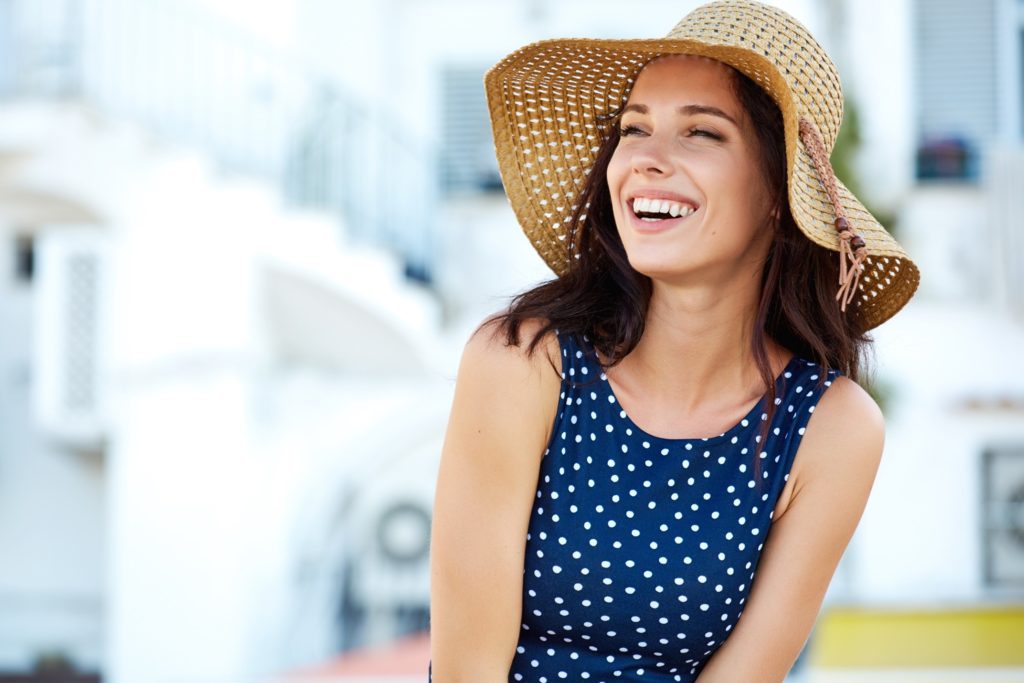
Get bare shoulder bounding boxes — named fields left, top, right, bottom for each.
left=450, top=314, right=564, bottom=461
left=794, top=375, right=885, bottom=488
left=815, top=374, right=885, bottom=430
left=463, top=314, right=563, bottom=384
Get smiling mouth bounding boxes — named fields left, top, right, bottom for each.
left=631, top=197, right=698, bottom=222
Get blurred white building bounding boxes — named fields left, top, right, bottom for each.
left=0, top=1, right=1023, bottom=683
left=0, top=1, right=452, bottom=681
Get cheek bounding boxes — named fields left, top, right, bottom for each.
left=606, top=153, right=629, bottom=221
left=606, top=149, right=628, bottom=194
left=718, top=160, right=770, bottom=226
left=740, top=173, right=774, bottom=228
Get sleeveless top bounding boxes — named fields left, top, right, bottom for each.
left=429, top=331, right=839, bottom=682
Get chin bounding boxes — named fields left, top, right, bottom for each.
left=625, top=254, right=694, bottom=281
left=618, top=245, right=692, bottom=278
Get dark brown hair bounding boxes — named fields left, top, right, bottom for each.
left=490, top=61, right=871, bottom=453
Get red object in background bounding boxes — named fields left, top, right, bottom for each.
left=285, top=631, right=431, bottom=678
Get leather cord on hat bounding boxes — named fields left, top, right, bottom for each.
left=798, top=117, right=868, bottom=311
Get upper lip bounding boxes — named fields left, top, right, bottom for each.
left=627, top=190, right=700, bottom=211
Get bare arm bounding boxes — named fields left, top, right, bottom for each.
left=694, top=376, right=885, bottom=683
left=429, top=319, right=561, bottom=682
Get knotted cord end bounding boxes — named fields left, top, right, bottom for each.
left=835, top=231, right=867, bottom=311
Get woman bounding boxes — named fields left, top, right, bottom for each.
left=429, top=1, right=919, bottom=681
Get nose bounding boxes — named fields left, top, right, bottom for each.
left=630, top=136, right=671, bottom=177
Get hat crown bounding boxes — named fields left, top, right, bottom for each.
left=666, top=0, right=843, bottom=152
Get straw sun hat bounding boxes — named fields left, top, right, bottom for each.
left=484, top=0, right=919, bottom=330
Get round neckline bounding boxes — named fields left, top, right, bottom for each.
left=598, top=354, right=802, bottom=446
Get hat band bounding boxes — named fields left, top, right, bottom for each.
left=797, top=117, right=868, bottom=312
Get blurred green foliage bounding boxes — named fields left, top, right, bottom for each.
left=864, top=377, right=893, bottom=416
left=830, top=97, right=898, bottom=236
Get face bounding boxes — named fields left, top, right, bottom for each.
left=607, top=55, right=775, bottom=286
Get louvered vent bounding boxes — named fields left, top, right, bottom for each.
left=34, top=230, right=107, bottom=447
left=441, top=65, right=502, bottom=194
left=983, top=446, right=1024, bottom=587
left=913, top=0, right=998, bottom=179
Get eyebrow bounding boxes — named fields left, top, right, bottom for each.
left=622, top=102, right=739, bottom=127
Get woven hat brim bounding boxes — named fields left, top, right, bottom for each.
left=486, top=38, right=919, bottom=330
left=791, top=135, right=920, bottom=327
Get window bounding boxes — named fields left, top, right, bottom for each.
left=913, top=0, right=997, bottom=181
left=982, top=446, right=1024, bottom=588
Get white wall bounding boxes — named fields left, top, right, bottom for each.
left=107, top=370, right=256, bottom=683
left=864, top=301, right=1024, bottom=602
left=106, top=362, right=452, bottom=682
left=91, top=108, right=449, bottom=682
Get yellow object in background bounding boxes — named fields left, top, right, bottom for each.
left=810, top=605, right=1024, bottom=668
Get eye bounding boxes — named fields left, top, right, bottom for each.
left=689, top=127, right=723, bottom=140
left=618, top=124, right=647, bottom=137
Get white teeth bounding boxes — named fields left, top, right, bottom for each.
left=632, top=197, right=697, bottom=218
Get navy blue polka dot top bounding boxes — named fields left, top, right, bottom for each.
left=509, top=331, right=838, bottom=682
left=429, top=330, right=838, bottom=682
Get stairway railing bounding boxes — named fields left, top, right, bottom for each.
left=0, top=0, right=438, bottom=282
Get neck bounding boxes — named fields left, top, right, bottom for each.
left=614, top=275, right=778, bottom=412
